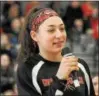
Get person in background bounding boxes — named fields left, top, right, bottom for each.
left=1, top=33, right=12, bottom=50
left=90, top=7, right=99, bottom=41
left=2, top=2, right=21, bottom=35
left=90, top=7, right=99, bottom=68
left=24, top=1, right=39, bottom=16
left=0, top=53, right=15, bottom=93
left=73, top=19, right=84, bottom=43
left=16, top=7, right=95, bottom=96
left=1, top=33, right=17, bottom=59
left=81, top=1, right=93, bottom=20
left=1, top=84, right=18, bottom=96
left=92, top=76, right=99, bottom=96
left=81, top=1, right=94, bottom=32
left=10, top=18, right=21, bottom=45
left=2, top=1, right=21, bottom=19
left=67, top=19, right=84, bottom=51
left=63, top=1, right=83, bottom=31
left=80, top=29, right=95, bottom=53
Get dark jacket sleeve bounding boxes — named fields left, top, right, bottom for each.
left=16, top=63, right=40, bottom=96
left=16, top=63, right=66, bottom=96
left=79, top=59, right=95, bottom=96
left=42, top=76, right=66, bottom=96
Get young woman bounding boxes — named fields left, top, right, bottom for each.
left=16, top=7, right=95, bottom=96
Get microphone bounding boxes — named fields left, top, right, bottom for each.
left=62, top=47, right=80, bottom=87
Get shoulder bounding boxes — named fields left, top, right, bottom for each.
left=17, top=54, right=43, bottom=74
left=16, top=56, right=37, bottom=83
left=78, top=58, right=90, bottom=74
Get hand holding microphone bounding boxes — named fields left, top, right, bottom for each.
left=56, top=55, right=79, bottom=80
left=56, top=47, right=80, bottom=87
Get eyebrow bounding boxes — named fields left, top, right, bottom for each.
left=48, top=24, right=64, bottom=27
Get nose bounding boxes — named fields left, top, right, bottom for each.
left=55, top=29, right=63, bottom=38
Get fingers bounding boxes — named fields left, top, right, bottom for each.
left=65, top=56, right=78, bottom=62
left=63, top=62, right=77, bottom=66
left=70, top=62, right=78, bottom=66
left=56, top=56, right=79, bottom=80
left=71, top=66, right=79, bottom=71
left=62, top=56, right=78, bottom=65
left=69, top=66, right=79, bottom=72
left=63, top=56, right=78, bottom=62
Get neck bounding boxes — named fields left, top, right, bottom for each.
left=39, top=51, right=62, bottom=62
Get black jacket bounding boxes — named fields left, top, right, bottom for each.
left=16, top=54, right=95, bottom=96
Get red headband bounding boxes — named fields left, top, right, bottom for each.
left=31, top=8, right=58, bottom=31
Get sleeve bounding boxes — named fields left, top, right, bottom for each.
left=79, top=59, right=95, bottom=96
left=42, top=76, right=66, bottom=96
left=16, top=63, right=66, bottom=96
left=16, top=63, right=40, bottom=96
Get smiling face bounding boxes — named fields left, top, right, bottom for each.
left=31, top=16, right=66, bottom=55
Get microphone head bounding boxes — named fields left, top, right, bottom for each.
left=61, top=47, right=71, bottom=56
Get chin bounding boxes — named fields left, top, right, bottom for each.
left=53, top=47, right=63, bottom=53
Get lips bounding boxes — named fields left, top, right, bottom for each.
left=53, top=41, right=64, bottom=45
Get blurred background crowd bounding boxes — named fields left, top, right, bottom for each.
left=0, top=1, right=99, bottom=96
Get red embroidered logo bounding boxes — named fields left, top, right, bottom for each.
left=42, top=78, right=53, bottom=87
left=41, top=76, right=84, bottom=88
